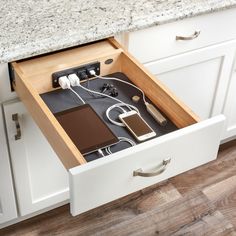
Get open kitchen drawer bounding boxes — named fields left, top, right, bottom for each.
left=10, top=38, right=225, bottom=216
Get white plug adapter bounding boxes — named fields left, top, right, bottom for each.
left=68, top=74, right=80, bottom=87
left=58, top=76, right=70, bottom=89
left=88, top=69, right=96, bottom=76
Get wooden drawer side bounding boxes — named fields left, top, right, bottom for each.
left=121, top=53, right=200, bottom=128
left=108, top=39, right=200, bottom=128
left=13, top=64, right=86, bottom=169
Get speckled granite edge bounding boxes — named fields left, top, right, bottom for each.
left=1, top=0, right=236, bottom=63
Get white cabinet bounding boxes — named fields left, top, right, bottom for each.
left=145, top=41, right=236, bottom=120
left=222, top=54, right=236, bottom=139
left=0, top=64, right=17, bottom=103
left=10, top=38, right=224, bottom=216
left=128, top=8, right=236, bottom=140
left=3, top=100, right=69, bottom=216
left=128, top=8, right=236, bottom=64
left=0, top=8, right=234, bottom=229
left=0, top=108, right=17, bottom=224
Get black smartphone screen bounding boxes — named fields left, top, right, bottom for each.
left=54, top=104, right=119, bottom=155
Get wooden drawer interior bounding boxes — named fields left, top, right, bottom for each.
left=10, top=38, right=200, bottom=170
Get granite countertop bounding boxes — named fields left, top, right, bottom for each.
left=1, top=0, right=236, bottom=63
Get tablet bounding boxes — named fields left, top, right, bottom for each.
left=54, top=104, right=119, bottom=155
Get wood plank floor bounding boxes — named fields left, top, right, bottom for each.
left=1, top=140, right=236, bottom=236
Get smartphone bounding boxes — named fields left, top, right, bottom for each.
left=119, top=111, right=156, bottom=141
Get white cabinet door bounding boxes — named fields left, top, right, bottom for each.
left=3, top=100, right=69, bottom=216
left=144, top=41, right=236, bottom=120
left=0, top=107, right=17, bottom=225
left=222, top=56, right=236, bottom=139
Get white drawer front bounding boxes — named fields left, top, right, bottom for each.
left=69, top=115, right=224, bottom=216
left=128, top=8, right=236, bottom=63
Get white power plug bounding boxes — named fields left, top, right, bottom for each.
left=58, top=76, right=71, bottom=89
left=88, top=69, right=96, bottom=77
left=58, top=75, right=85, bottom=104
left=68, top=73, right=80, bottom=87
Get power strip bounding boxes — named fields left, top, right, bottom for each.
left=52, top=61, right=100, bottom=88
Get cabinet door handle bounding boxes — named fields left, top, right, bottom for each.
left=12, top=113, right=21, bottom=140
left=176, top=31, right=200, bottom=41
left=133, top=158, right=171, bottom=177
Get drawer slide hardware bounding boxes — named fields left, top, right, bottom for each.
left=12, top=113, right=21, bottom=140
left=133, top=158, right=171, bottom=177
left=176, top=31, right=201, bottom=41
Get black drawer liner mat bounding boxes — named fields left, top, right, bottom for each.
left=41, top=72, right=178, bottom=162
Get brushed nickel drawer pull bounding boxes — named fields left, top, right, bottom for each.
left=176, top=31, right=200, bottom=41
left=133, top=158, right=171, bottom=177
left=12, top=113, right=21, bottom=140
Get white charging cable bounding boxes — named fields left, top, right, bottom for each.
left=104, top=136, right=136, bottom=155
left=58, top=76, right=86, bottom=104
left=97, top=149, right=105, bottom=157
left=106, top=103, right=139, bottom=127
left=67, top=73, right=141, bottom=127
left=89, top=70, right=168, bottom=126
left=67, top=74, right=133, bottom=110
left=89, top=70, right=147, bottom=104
